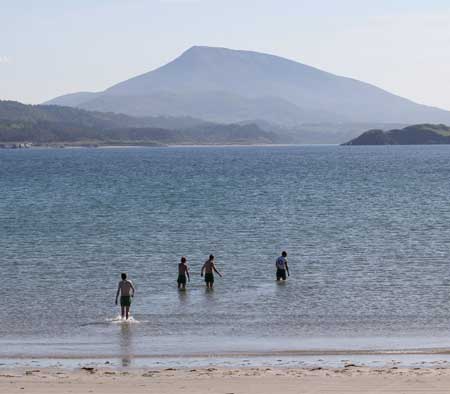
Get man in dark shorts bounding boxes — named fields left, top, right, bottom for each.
left=177, top=256, right=190, bottom=290
left=275, top=251, right=289, bottom=281
left=201, top=254, right=222, bottom=289
left=115, top=273, right=135, bottom=320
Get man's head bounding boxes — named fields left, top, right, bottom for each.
left=121, top=273, right=127, bottom=280
left=282, top=251, right=287, bottom=257
left=209, top=254, right=214, bottom=261
left=181, top=256, right=186, bottom=263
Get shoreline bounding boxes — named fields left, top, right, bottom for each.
left=4, top=345, right=450, bottom=360
left=0, top=143, right=336, bottom=149
left=4, top=349, right=450, bottom=371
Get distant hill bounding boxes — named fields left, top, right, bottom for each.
left=46, top=46, right=450, bottom=126
left=0, top=100, right=205, bottom=130
left=0, top=100, right=279, bottom=146
left=342, top=124, right=450, bottom=145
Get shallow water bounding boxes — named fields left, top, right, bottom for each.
left=2, top=145, right=450, bottom=359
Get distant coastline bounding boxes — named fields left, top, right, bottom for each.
left=0, top=100, right=283, bottom=147
left=0, top=142, right=295, bottom=149
left=343, top=124, right=450, bottom=145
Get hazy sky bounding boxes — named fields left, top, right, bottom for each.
left=1, top=0, right=450, bottom=109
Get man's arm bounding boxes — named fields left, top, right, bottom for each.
left=285, top=261, right=290, bottom=276
left=115, top=283, right=121, bottom=305
left=201, top=263, right=205, bottom=277
left=129, top=280, right=136, bottom=297
left=186, top=266, right=190, bottom=282
left=213, top=263, right=223, bottom=277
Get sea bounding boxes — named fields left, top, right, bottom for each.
left=2, top=145, right=450, bottom=367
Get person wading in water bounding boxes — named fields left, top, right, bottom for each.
left=115, top=273, right=135, bottom=320
left=177, top=256, right=190, bottom=290
left=275, top=251, right=289, bottom=281
left=201, top=254, right=222, bottom=289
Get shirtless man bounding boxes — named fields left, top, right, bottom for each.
left=177, top=256, right=190, bottom=290
left=201, top=254, right=222, bottom=289
left=115, top=273, right=135, bottom=320
left=275, top=251, right=290, bottom=281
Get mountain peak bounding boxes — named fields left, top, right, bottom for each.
left=183, top=45, right=246, bottom=54
left=183, top=45, right=220, bottom=52
left=45, top=46, right=450, bottom=126
left=176, top=45, right=259, bottom=62
left=177, top=45, right=285, bottom=63
left=175, top=45, right=234, bottom=62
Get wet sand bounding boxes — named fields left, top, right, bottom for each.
left=2, top=366, right=450, bottom=394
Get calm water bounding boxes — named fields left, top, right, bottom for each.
left=1, top=145, right=450, bottom=360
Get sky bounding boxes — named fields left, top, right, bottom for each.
left=1, top=0, right=450, bottom=110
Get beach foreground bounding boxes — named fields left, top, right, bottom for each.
left=2, top=366, right=450, bottom=394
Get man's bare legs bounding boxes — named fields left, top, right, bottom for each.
left=121, top=306, right=125, bottom=319
left=125, top=306, right=130, bottom=320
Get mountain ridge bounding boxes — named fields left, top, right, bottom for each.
left=46, top=46, right=450, bottom=126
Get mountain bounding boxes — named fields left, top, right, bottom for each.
left=0, top=100, right=278, bottom=145
left=342, top=124, right=450, bottom=145
left=46, top=46, right=450, bottom=126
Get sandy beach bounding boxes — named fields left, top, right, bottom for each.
left=2, top=366, right=450, bottom=394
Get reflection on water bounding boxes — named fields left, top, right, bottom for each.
left=119, top=323, right=133, bottom=367
left=177, top=290, right=190, bottom=307
left=204, top=287, right=216, bottom=298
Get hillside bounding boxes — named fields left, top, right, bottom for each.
left=0, top=101, right=279, bottom=146
left=46, top=46, right=450, bottom=126
left=0, top=100, right=205, bottom=130
left=342, top=124, right=450, bottom=145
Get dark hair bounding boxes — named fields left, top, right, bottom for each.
left=282, top=251, right=287, bottom=257
left=121, top=273, right=127, bottom=280
left=209, top=254, right=214, bottom=261
left=181, top=256, right=186, bottom=263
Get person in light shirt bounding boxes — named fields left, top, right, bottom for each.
left=275, top=251, right=289, bottom=281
